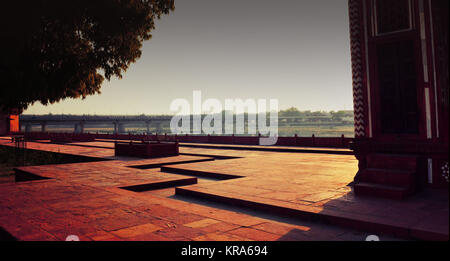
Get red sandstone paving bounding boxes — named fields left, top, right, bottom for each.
left=228, top=227, right=282, bottom=241
left=164, top=155, right=448, bottom=238
left=1, top=138, right=112, bottom=158
left=85, top=230, right=123, bottom=241
left=179, top=142, right=353, bottom=153
left=0, top=137, right=448, bottom=241
left=192, top=232, right=249, bottom=241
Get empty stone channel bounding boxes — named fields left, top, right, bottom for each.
left=120, top=154, right=243, bottom=196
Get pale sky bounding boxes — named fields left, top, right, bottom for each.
left=24, top=0, right=353, bottom=115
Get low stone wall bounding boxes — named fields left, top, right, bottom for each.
left=18, top=132, right=353, bottom=148
left=26, top=133, right=96, bottom=143
left=115, top=141, right=179, bottom=158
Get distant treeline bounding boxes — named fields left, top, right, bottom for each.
left=278, top=108, right=354, bottom=122
left=20, top=108, right=355, bottom=137
left=22, top=108, right=354, bottom=122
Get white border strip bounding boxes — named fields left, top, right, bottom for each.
left=425, top=88, right=432, bottom=139
left=419, top=0, right=429, bottom=83
left=428, top=158, right=433, bottom=184
left=363, top=0, right=373, bottom=137
left=428, top=0, right=440, bottom=138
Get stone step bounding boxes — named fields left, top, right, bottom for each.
left=367, top=153, right=417, bottom=171
left=360, top=168, right=415, bottom=187
left=354, top=182, right=411, bottom=200
left=176, top=186, right=448, bottom=240
left=119, top=177, right=197, bottom=192
left=161, top=166, right=243, bottom=180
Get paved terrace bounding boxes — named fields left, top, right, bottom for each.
left=0, top=137, right=448, bottom=241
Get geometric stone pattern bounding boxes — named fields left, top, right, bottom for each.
left=0, top=137, right=448, bottom=240
left=349, top=0, right=367, bottom=138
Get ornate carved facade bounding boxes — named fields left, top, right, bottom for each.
left=349, top=0, right=449, bottom=199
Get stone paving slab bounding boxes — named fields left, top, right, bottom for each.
left=64, top=138, right=353, bottom=155
left=0, top=137, right=447, bottom=241
left=0, top=137, right=114, bottom=159
left=13, top=155, right=213, bottom=184
left=92, top=138, right=352, bottom=153
left=178, top=142, right=353, bottom=155
left=165, top=156, right=448, bottom=240
left=0, top=179, right=392, bottom=241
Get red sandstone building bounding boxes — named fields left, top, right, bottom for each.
left=349, top=0, right=449, bottom=198
left=0, top=109, right=19, bottom=136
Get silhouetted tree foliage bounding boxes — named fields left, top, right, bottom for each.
left=0, top=0, right=174, bottom=112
